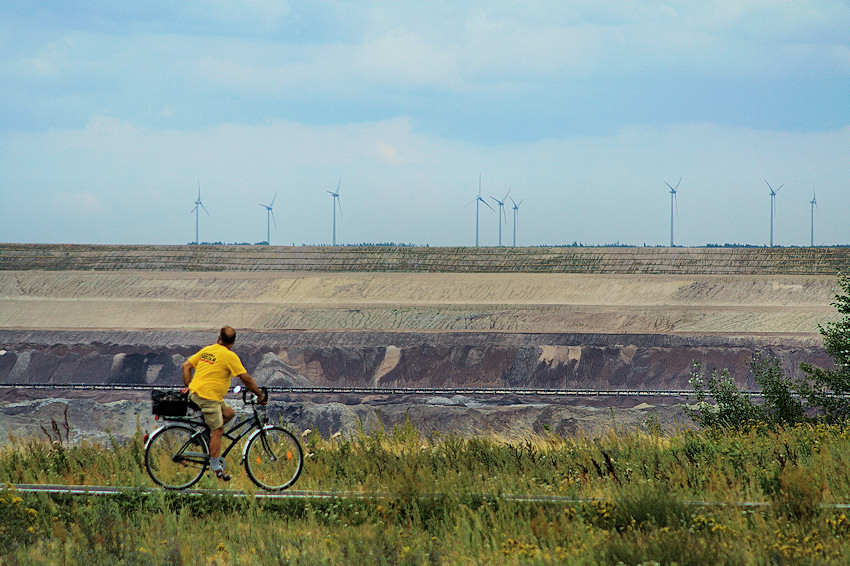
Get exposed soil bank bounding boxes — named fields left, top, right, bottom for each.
left=0, top=389, right=688, bottom=446
left=3, top=329, right=829, bottom=443
left=0, top=329, right=829, bottom=391
left=0, top=271, right=838, bottom=334
left=0, top=245, right=842, bottom=442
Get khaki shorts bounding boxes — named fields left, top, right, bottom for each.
left=188, top=392, right=231, bottom=430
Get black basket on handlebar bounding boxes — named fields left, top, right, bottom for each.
left=151, top=389, right=189, bottom=417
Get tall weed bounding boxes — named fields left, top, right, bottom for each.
left=3, top=421, right=850, bottom=563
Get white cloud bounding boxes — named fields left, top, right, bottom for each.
left=1, top=2, right=849, bottom=246
left=355, top=28, right=459, bottom=89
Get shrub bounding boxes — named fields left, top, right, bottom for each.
left=689, top=272, right=850, bottom=428
left=764, top=466, right=824, bottom=520
left=688, top=355, right=809, bottom=430
left=687, top=364, right=762, bottom=429
left=799, top=271, right=850, bottom=423
left=0, top=486, right=47, bottom=553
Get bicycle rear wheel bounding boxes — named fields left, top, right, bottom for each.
left=244, top=425, right=303, bottom=491
left=145, top=424, right=208, bottom=489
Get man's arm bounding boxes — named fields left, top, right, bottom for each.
left=181, top=360, right=195, bottom=392
left=236, top=372, right=267, bottom=405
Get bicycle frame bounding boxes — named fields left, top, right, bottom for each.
left=156, top=403, right=269, bottom=464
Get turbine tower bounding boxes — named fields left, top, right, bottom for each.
left=327, top=177, right=342, bottom=246
left=765, top=179, right=783, bottom=247
left=810, top=182, right=818, bottom=248
left=190, top=180, right=209, bottom=245
left=510, top=196, right=523, bottom=247
left=490, top=189, right=511, bottom=246
left=465, top=174, right=493, bottom=247
left=259, top=191, right=277, bottom=245
left=665, top=178, right=680, bottom=247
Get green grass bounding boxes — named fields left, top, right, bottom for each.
left=3, top=419, right=850, bottom=564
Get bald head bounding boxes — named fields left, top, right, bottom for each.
left=218, top=326, right=236, bottom=346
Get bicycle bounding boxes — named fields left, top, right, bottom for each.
left=144, top=386, right=303, bottom=490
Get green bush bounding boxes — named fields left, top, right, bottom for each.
left=0, top=486, right=45, bottom=552
left=687, top=354, right=807, bottom=429
left=689, top=272, right=850, bottom=429
left=765, top=466, right=825, bottom=520
left=799, top=272, right=850, bottom=423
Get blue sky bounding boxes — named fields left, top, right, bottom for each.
left=1, top=1, right=848, bottom=247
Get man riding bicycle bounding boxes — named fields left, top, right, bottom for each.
left=182, top=326, right=267, bottom=481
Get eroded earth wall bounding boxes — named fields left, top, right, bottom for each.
left=0, top=330, right=831, bottom=391
left=0, top=244, right=843, bottom=441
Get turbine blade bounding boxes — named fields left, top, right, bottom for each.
left=270, top=191, right=277, bottom=207
left=271, top=209, right=277, bottom=228
left=482, top=199, right=494, bottom=211
left=665, top=181, right=674, bottom=191
left=503, top=189, right=511, bottom=202
left=337, top=176, right=341, bottom=193
left=336, top=196, right=343, bottom=217
left=200, top=203, right=209, bottom=216
left=675, top=177, right=681, bottom=190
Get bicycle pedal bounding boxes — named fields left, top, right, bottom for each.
left=214, top=468, right=231, bottom=481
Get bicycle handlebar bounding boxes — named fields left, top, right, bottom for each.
left=236, top=385, right=269, bottom=405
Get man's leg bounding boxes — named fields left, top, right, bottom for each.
left=209, top=427, right=229, bottom=480
left=209, top=403, right=233, bottom=459
left=209, top=427, right=224, bottom=459
left=210, top=402, right=236, bottom=479
left=190, top=393, right=231, bottom=480
left=222, top=403, right=235, bottom=425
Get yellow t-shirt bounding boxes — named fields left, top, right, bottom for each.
left=187, top=343, right=247, bottom=402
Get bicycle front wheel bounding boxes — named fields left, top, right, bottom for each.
left=244, top=426, right=303, bottom=491
left=145, top=424, right=208, bottom=489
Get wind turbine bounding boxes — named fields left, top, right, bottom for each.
left=490, top=189, right=511, bottom=246
left=765, top=179, right=783, bottom=247
left=464, top=174, right=494, bottom=247
left=665, top=178, right=680, bottom=247
left=190, top=180, right=209, bottom=245
left=810, top=182, right=819, bottom=248
left=327, top=177, right=342, bottom=246
left=259, top=191, right=277, bottom=245
left=510, top=196, right=523, bottom=247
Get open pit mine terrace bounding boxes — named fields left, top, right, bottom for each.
left=0, top=244, right=846, bottom=439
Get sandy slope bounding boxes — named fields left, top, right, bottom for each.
left=1, top=269, right=840, bottom=441
left=0, top=271, right=838, bottom=335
